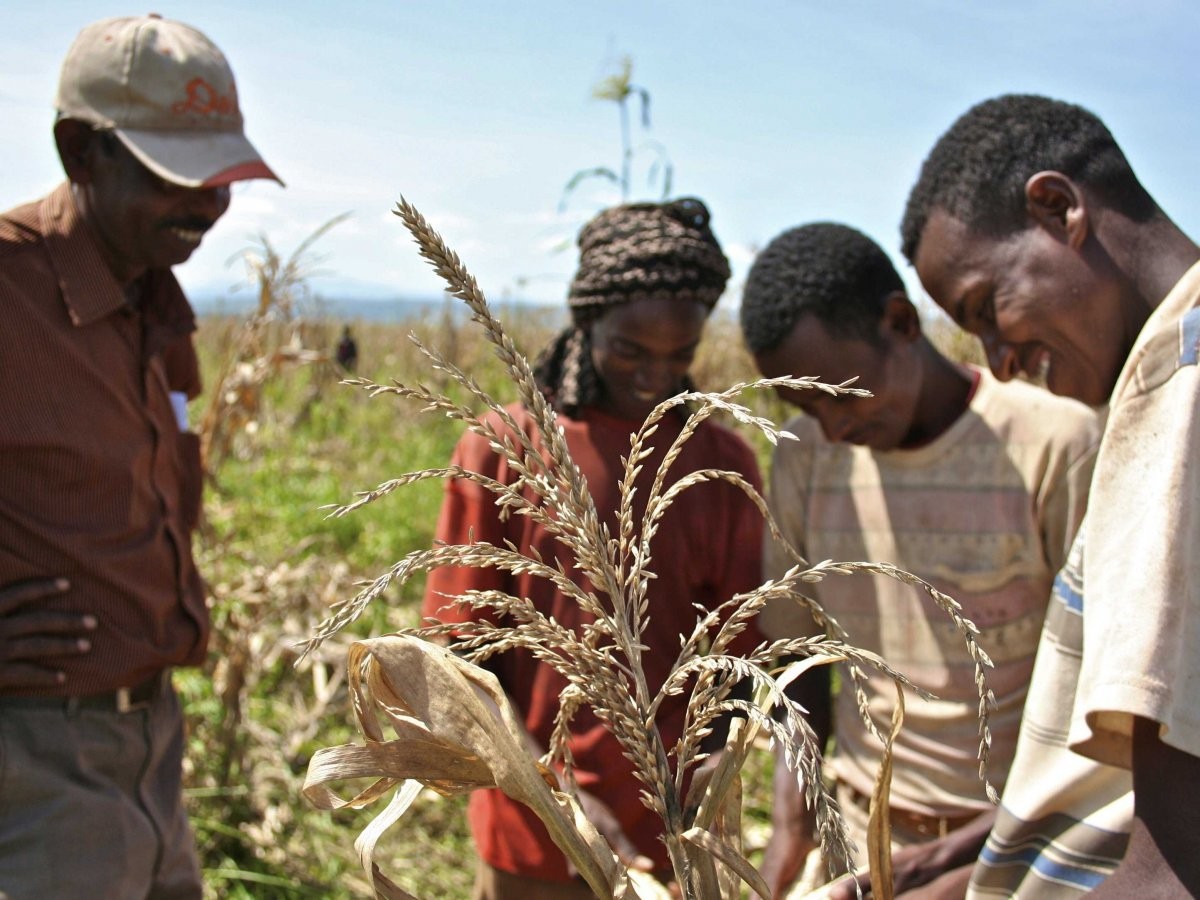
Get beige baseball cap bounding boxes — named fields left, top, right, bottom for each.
left=55, top=14, right=282, bottom=188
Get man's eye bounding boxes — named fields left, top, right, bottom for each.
left=971, top=295, right=996, bottom=327
left=984, top=298, right=997, bottom=326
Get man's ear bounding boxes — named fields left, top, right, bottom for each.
left=878, top=290, right=921, bottom=344
left=53, top=118, right=97, bottom=185
left=1025, top=170, right=1090, bottom=250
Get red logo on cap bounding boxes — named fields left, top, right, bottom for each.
left=172, top=77, right=237, bottom=118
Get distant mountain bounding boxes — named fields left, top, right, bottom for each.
left=191, top=293, right=563, bottom=324
left=190, top=292, right=742, bottom=328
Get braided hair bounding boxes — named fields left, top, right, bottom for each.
left=533, top=197, right=730, bottom=416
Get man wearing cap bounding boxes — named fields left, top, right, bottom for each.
left=0, top=15, right=278, bottom=898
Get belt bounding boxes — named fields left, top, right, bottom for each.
left=841, top=782, right=981, bottom=838
left=0, top=671, right=168, bottom=714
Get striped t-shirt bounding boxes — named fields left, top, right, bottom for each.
left=967, top=524, right=1131, bottom=897
left=760, top=367, right=1100, bottom=851
left=970, top=259, right=1200, bottom=897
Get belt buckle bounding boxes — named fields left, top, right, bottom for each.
left=919, top=815, right=950, bottom=838
left=115, top=686, right=150, bottom=713
left=909, top=811, right=951, bottom=838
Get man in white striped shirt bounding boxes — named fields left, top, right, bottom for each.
left=905, top=93, right=1200, bottom=898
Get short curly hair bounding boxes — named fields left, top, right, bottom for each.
left=900, top=94, right=1158, bottom=263
left=740, top=222, right=903, bottom=354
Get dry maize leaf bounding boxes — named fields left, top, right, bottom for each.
left=302, top=736, right=493, bottom=811
left=865, top=683, right=905, bottom=900
left=712, top=768, right=746, bottom=899
left=688, top=717, right=757, bottom=832
left=308, top=635, right=623, bottom=898
left=683, top=711, right=760, bottom=894
left=681, top=747, right=732, bottom=894
left=684, top=819, right=749, bottom=898
left=687, top=735, right=751, bottom=899
left=681, top=826, right=771, bottom=900
left=558, top=774, right=645, bottom=895
left=684, top=829, right=721, bottom=900
left=358, top=781, right=424, bottom=900
left=620, top=869, right=674, bottom=900
left=776, top=651, right=847, bottom=694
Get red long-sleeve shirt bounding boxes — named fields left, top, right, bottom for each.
left=424, top=402, right=764, bottom=879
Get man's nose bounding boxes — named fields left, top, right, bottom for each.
left=187, top=184, right=232, bottom=221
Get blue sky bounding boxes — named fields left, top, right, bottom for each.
left=4, top=1, right=1199, bottom=312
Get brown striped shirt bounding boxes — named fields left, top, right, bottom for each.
left=760, top=368, right=1101, bottom=848
left=0, top=183, right=208, bottom=696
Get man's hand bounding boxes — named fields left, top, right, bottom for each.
left=0, top=578, right=94, bottom=690
left=827, top=863, right=974, bottom=900
left=826, top=810, right=994, bottom=899
left=1090, top=716, right=1200, bottom=897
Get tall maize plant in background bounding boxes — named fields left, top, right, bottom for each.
left=560, top=55, right=672, bottom=211
left=199, top=212, right=351, bottom=480
left=299, top=200, right=998, bottom=899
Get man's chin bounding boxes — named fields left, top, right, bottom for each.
left=154, top=244, right=203, bottom=270
left=1045, top=367, right=1110, bottom=407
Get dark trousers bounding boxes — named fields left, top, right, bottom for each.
left=0, top=678, right=202, bottom=899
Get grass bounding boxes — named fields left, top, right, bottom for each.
left=187, top=315, right=486, bottom=898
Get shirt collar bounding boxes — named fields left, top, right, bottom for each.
left=1109, top=258, right=1200, bottom=405
left=39, top=182, right=126, bottom=326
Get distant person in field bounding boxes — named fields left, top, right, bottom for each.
left=424, top=198, right=765, bottom=899
left=0, top=14, right=279, bottom=897
left=740, top=223, right=1100, bottom=899
left=335, top=324, right=358, bottom=372
left=903, top=94, right=1200, bottom=898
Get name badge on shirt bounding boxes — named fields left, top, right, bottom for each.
left=169, top=391, right=189, bottom=431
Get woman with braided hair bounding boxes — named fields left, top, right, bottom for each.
left=424, top=198, right=765, bottom=899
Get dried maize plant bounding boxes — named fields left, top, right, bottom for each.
left=299, top=199, right=998, bottom=900
left=188, top=552, right=356, bottom=878
left=198, top=212, right=350, bottom=479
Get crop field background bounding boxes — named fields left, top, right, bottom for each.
left=180, top=302, right=979, bottom=898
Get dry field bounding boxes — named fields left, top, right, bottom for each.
left=185, top=299, right=790, bottom=897
left=184, top=266, right=983, bottom=898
